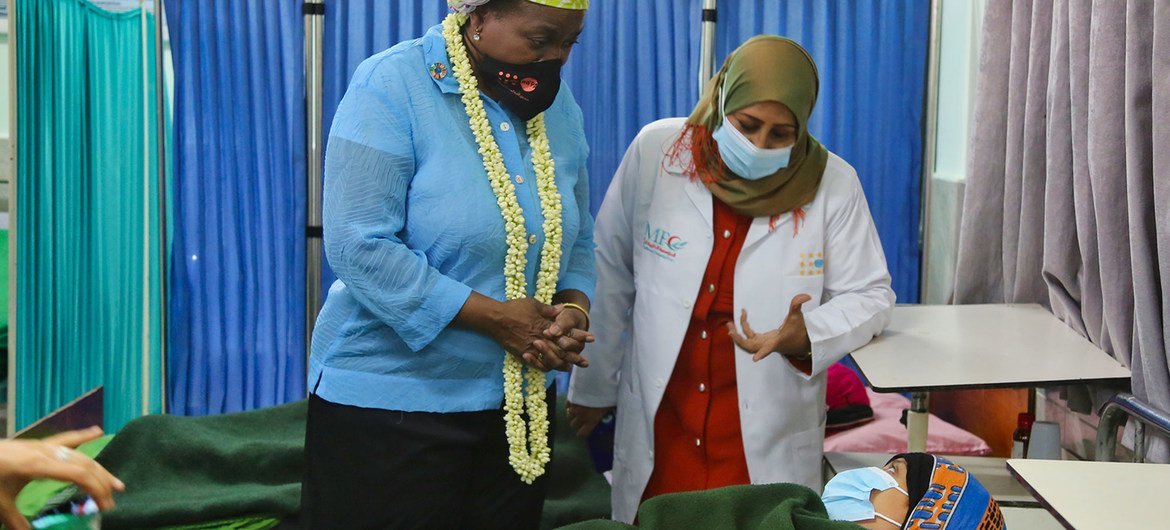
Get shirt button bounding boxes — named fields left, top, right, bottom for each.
left=528, top=234, right=538, bottom=244
left=707, top=283, right=716, bottom=293
left=695, top=438, right=702, bottom=447
left=723, top=229, right=732, bottom=239
left=698, top=383, right=706, bottom=393
left=515, top=174, right=524, bottom=184
left=700, top=330, right=708, bottom=340
left=500, top=122, right=511, bottom=132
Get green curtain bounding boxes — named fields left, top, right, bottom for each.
left=15, top=0, right=164, bottom=431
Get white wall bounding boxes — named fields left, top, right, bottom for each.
left=923, top=0, right=985, bottom=304
left=934, top=0, right=985, bottom=183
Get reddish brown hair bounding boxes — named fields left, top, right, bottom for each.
left=664, top=124, right=724, bottom=184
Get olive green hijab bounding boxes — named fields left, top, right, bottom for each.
left=688, top=35, right=829, bottom=217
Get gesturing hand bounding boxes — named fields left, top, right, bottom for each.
left=727, top=294, right=813, bottom=362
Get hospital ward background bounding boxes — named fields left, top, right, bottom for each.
left=0, top=0, right=1167, bottom=529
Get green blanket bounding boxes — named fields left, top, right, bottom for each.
left=542, top=395, right=612, bottom=528
left=94, top=401, right=306, bottom=529
left=14, top=436, right=278, bottom=530
left=7, top=397, right=866, bottom=529
left=14, top=393, right=614, bottom=529
left=559, top=483, right=864, bottom=530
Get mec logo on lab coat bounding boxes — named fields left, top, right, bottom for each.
left=642, top=222, right=689, bottom=261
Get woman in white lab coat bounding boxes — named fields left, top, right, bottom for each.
left=567, top=36, right=895, bottom=523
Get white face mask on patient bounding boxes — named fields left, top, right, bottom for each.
left=821, top=466, right=908, bottom=527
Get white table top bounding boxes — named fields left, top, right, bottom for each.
left=1007, top=459, right=1170, bottom=529
left=822, top=452, right=1038, bottom=506
left=850, top=304, right=1131, bottom=392
left=1000, top=507, right=1065, bottom=530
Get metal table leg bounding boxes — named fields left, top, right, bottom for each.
left=908, top=391, right=930, bottom=452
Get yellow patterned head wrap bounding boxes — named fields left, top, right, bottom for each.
left=448, top=0, right=588, bottom=14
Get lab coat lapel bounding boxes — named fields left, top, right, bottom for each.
left=663, top=153, right=713, bottom=228
left=683, top=179, right=714, bottom=228
left=742, top=215, right=776, bottom=251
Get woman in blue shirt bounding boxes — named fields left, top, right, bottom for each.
left=301, top=0, right=594, bottom=528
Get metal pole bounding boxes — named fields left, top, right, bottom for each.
left=154, top=0, right=169, bottom=414
left=303, top=0, right=325, bottom=367
left=918, top=0, right=943, bottom=303
left=1095, top=393, right=1170, bottom=462
left=139, top=0, right=152, bottom=418
left=908, top=391, right=930, bottom=452
left=698, top=0, right=717, bottom=95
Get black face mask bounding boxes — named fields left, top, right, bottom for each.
left=468, top=38, right=563, bottom=121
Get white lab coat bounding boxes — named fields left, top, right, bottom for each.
left=568, top=118, right=895, bottom=523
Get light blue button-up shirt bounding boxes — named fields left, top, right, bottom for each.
left=309, top=24, right=595, bottom=413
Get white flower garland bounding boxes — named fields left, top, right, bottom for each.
left=442, top=12, right=563, bottom=484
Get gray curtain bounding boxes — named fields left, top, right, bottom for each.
left=954, top=0, right=1169, bottom=460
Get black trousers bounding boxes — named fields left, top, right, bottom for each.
left=301, top=390, right=554, bottom=530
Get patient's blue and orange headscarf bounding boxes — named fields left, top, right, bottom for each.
left=891, top=453, right=1006, bottom=530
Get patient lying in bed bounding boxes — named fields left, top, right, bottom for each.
left=822, top=453, right=1004, bottom=529
left=561, top=453, right=1005, bottom=530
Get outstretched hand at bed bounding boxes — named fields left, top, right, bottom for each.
left=728, top=295, right=813, bottom=362
left=0, top=427, right=125, bottom=530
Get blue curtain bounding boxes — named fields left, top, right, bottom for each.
left=165, top=0, right=307, bottom=415
left=161, top=1, right=925, bottom=412
left=719, top=1, right=928, bottom=302
left=562, top=2, right=701, bottom=213
left=569, top=0, right=928, bottom=301
left=319, top=0, right=926, bottom=304
left=15, top=0, right=164, bottom=431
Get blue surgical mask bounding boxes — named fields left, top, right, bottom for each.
left=711, top=75, right=793, bottom=180
left=822, top=466, right=908, bottom=527
left=712, top=115, right=792, bottom=180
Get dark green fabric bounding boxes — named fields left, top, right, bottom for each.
left=541, top=395, right=612, bottom=529
left=94, top=400, right=306, bottom=529
left=14, top=393, right=613, bottom=529
left=150, top=518, right=280, bottom=530
left=14, top=436, right=279, bottom=530
left=558, top=483, right=864, bottom=530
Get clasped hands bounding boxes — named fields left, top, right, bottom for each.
left=493, top=298, right=594, bottom=372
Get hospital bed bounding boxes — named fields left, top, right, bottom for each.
left=850, top=304, right=1131, bottom=452
left=1006, top=392, right=1170, bottom=530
